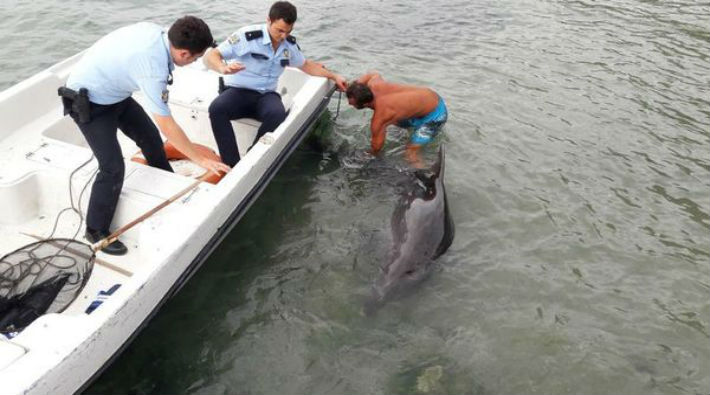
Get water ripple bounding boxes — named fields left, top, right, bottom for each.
left=1, top=0, right=708, bottom=394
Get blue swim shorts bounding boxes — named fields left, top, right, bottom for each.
left=398, top=95, right=448, bottom=145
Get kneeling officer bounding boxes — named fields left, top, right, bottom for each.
left=62, top=16, right=231, bottom=255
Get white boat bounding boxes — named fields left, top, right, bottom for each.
left=0, top=51, right=334, bottom=394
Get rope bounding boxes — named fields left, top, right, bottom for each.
left=46, top=154, right=96, bottom=241
left=333, top=90, right=343, bottom=122
left=1, top=154, right=97, bottom=334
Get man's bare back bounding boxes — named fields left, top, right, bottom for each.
left=367, top=76, right=439, bottom=121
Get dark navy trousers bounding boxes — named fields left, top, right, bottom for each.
left=69, top=97, right=172, bottom=233
left=208, top=87, right=286, bottom=167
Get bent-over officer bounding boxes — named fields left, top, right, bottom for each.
left=203, top=1, right=347, bottom=167
left=61, top=16, right=231, bottom=255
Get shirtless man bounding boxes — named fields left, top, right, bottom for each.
left=345, top=72, right=448, bottom=166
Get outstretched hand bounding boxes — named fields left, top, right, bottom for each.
left=199, top=157, right=231, bottom=177
left=220, top=62, right=245, bottom=75
left=333, top=74, right=348, bottom=91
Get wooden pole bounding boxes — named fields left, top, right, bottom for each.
left=93, top=172, right=213, bottom=252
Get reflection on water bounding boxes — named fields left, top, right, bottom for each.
left=1, top=0, right=708, bottom=394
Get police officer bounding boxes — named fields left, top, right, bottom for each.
left=63, top=16, right=231, bottom=255
left=203, top=1, right=347, bottom=167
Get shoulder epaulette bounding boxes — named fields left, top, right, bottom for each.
left=245, top=30, right=263, bottom=41
left=286, top=35, right=301, bottom=50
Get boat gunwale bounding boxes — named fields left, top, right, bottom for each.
left=74, top=84, right=336, bottom=394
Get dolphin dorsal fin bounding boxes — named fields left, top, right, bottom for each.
left=414, top=145, right=445, bottom=186
left=434, top=145, right=444, bottom=182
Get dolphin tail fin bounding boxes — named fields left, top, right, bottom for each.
left=363, top=285, right=386, bottom=316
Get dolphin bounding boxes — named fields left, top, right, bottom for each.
left=364, top=146, right=454, bottom=314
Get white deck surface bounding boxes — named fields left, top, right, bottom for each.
left=0, top=51, right=332, bottom=394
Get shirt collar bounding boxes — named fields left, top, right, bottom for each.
left=162, top=31, right=175, bottom=72
left=260, top=24, right=271, bottom=46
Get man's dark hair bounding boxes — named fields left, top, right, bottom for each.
left=346, top=82, right=374, bottom=109
left=269, top=1, right=298, bottom=25
left=168, top=16, right=214, bottom=54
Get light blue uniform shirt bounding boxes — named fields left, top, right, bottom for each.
left=217, top=23, right=305, bottom=93
left=66, top=22, right=174, bottom=116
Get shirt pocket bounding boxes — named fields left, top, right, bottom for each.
left=248, top=52, right=271, bottom=76
left=278, top=55, right=290, bottom=68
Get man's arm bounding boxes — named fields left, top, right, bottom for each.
left=357, top=72, right=383, bottom=85
left=300, top=59, right=347, bottom=91
left=153, top=114, right=231, bottom=175
left=203, top=48, right=245, bottom=75
left=370, top=107, right=398, bottom=154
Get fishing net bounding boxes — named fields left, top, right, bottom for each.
left=0, top=157, right=207, bottom=337
left=0, top=239, right=94, bottom=335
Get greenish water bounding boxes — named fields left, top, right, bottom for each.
left=1, top=1, right=709, bottom=394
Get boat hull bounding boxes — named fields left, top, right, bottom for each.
left=0, top=52, right=334, bottom=394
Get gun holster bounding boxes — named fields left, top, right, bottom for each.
left=218, top=77, right=226, bottom=94
left=58, top=87, right=91, bottom=124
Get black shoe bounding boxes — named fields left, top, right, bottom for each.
left=85, top=228, right=128, bottom=256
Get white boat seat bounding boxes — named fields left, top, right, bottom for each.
left=0, top=173, right=40, bottom=226
left=0, top=340, right=26, bottom=371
